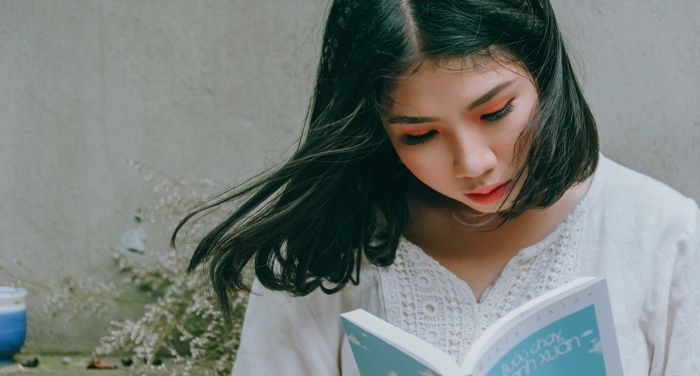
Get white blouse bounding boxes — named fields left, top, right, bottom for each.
left=232, top=154, right=700, bottom=375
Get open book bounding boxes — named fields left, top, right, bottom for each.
left=341, top=277, right=623, bottom=376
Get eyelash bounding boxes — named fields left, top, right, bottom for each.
left=400, top=102, right=515, bottom=145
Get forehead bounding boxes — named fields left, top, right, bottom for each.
left=385, top=58, right=531, bottom=110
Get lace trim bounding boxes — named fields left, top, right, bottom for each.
left=379, top=203, right=588, bottom=362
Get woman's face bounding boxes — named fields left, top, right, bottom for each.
left=381, top=58, right=539, bottom=214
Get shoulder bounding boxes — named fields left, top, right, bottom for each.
left=597, top=155, right=692, bottom=209
left=234, top=260, right=383, bottom=374
left=578, top=156, right=700, bottom=372
left=592, top=154, right=697, bottom=236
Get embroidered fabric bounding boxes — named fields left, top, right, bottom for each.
left=378, top=202, right=588, bottom=363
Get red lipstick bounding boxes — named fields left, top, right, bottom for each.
left=465, top=181, right=512, bottom=204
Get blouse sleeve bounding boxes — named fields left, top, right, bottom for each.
left=652, top=199, right=700, bottom=374
left=231, top=278, right=339, bottom=376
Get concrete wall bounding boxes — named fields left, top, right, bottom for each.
left=1, top=0, right=697, bottom=352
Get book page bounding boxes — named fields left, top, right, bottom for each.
left=466, top=278, right=623, bottom=376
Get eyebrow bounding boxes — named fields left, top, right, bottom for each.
left=386, top=79, right=516, bottom=125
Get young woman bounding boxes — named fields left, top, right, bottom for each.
left=173, top=1, right=699, bottom=374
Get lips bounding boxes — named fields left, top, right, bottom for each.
left=467, top=181, right=510, bottom=195
left=465, top=180, right=512, bottom=204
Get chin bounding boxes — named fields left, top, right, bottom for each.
left=458, top=197, right=514, bottom=215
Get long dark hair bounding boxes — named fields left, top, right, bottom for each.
left=171, top=0, right=598, bottom=321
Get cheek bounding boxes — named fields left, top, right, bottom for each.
left=397, top=147, right=454, bottom=189
left=494, top=102, right=533, bottom=156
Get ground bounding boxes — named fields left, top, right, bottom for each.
left=1, top=355, right=218, bottom=375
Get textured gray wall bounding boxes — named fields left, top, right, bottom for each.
left=0, top=0, right=327, bottom=352
left=1, top=1, right=698, bottom=352
left=554, top=0, right=700, bottom=198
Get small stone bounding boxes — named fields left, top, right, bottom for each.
left=21, top=357, right=39, bottom=368
left=0, top=364, right=24, bottom=373
left=86, top=357, right=117, bottom=369
left=61, top=357, right=71, bottom=364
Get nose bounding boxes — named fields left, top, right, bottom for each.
left=451, top=130, right=497, bottom=178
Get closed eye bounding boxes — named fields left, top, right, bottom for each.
left=481, top=101, right=515, bottom=122
left=400, top=130, right=438, bottom=145
left=398, top=101, right=515, bottom=146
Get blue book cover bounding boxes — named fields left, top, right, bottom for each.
left=341, top=277, right=623, bottom=376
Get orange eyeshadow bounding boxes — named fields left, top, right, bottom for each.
left=481, top=99, right=509, bottom=114
left=397, top=125, right=434, bottom=135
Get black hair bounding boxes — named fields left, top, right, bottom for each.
left=171, top=0, right=598, bottom=322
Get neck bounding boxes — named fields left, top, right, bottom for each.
left=404, top=175, right=593, bottom=256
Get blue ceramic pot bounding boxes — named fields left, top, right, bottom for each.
left=0, top=288, right=27, bottom=365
